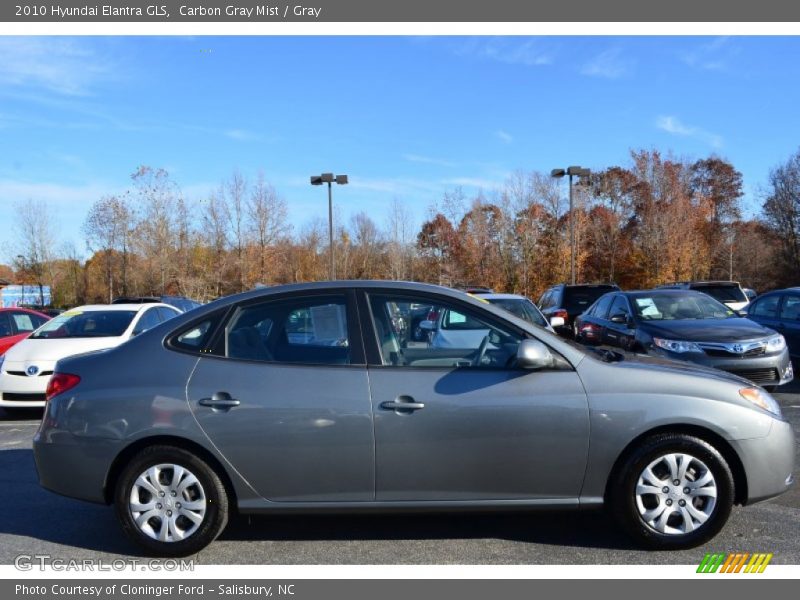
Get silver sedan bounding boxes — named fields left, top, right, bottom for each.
left=33, top=281, right=795, bottom=556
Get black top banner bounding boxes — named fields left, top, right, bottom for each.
left=4, top=0, right=800, bottom=22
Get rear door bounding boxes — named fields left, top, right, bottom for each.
left=361, top=290, right=589, bottom=501
left=186, top=291, right=374, bottom=502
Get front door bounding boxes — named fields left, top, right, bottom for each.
left=362, top=291, right=590, bottom=501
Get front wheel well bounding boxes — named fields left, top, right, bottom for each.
left=604, top=424, right=748, bottom=506
left=104, top=435, right=238, bottom=510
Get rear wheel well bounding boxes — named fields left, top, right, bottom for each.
left=605, top=424, right=748, bottom=506
left=104, top=436, right=238, bottom=510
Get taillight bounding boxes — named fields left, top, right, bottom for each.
left=554, top=309, right=569, bottom=319
left=46, top=373, right=81, bottom=401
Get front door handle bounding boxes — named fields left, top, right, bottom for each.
left=198, top=392, right=240, bottom=410
left=380, top=396, right=425, bottom=412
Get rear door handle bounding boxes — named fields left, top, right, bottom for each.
left=198, top=392, right=240, bottom=409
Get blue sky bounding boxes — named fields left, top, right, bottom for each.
left=1, top=35, right=800, bottom=259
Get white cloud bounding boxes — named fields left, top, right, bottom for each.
left=656, top=115, right=723, bottom=148
left=495, top=130, right=513, bottom=144
left=580, top=48, right=632, bottom=79
left=681, top=37, right=734, bottom=71
left=453, top=37, right=554, bottom=67
left=441, top=177, right=503, bottom=190
left=402, top=154, right=457, bottom=168
left=0, top=38, right=114, bottom=96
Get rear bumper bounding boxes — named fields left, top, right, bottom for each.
left=732, top=418, right=796, bottom=504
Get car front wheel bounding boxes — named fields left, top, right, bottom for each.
left=114, top=445, right=229, bottom=556
left=609, top=433, right=734, bottom=549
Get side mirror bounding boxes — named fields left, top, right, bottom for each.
left=516, top=339, right=554, bottom=370
left=419, top=320, right=435, bottom=331
left=549, top=316, right=565, bottom=328
left=610, top=313, right=628, bottom=325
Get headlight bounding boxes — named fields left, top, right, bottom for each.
left=766, top=334, right=786, bottom=353
left=739, top=387, right=782, bottom=417
left=653, top=338, right=702, bottom=353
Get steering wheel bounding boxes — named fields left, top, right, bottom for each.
left=473, top=335, right=490, bottom=367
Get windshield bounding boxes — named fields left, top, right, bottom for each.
left=693, top=284, right=747, bottom=304
left=486, top=298, right=548, bottom=328
left=30, top=310, right=137, bottom=339
left=564, top=287, right=617, bottom=313
left=631, top=293, right=735, bottom=321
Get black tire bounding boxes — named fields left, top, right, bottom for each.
left=114, top=445, right=229, bottom=557
left=608, top=433, right=734, bottom=550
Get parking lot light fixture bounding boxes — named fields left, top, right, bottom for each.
left=310, top=173, right=349, bottom=280
left=552, top=166, right=591, bottom=285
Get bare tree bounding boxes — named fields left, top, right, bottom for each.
left=247, top=172, right=289, bottom=285
left=83, top=195, right=133, bottom=302
left=12, top=198, right=57, bottom=306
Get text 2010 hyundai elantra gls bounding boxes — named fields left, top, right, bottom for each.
left=33, top=281, right=795, bottom=556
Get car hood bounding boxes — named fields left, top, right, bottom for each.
left=639, top=318, right=774, bottom=342
left=601, top=350, right=756, bottom=387
left=2, top=336, right=125, bottom=364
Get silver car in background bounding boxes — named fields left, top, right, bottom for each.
left=33, top=281, right=794, bottom=556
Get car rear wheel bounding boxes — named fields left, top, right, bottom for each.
left=609, top=433, right=734, bottom=549
left=114, top=445, right=229, bottom=556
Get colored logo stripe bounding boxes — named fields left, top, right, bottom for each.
left=697, top=552, right=772, bottom=573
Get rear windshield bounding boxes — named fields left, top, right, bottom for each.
left=30, top=310, right=136, bottom=338
left=693, top=284, right=747, bottom=304
left=564, top=287, right=617, bottom=313
left=486, top=298, right=548, bottom=328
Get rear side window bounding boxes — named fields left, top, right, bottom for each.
left=223, top=296, right=351, bottom=365
left=779, top=295, right=800, bottom=321
left=694, top=284, right=746, bottom=304
left=592, top=295, right=614, bottom=320
left=751, top=296, right=780, bottom=318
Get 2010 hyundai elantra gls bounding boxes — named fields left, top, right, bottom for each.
left=33, top=281, right=795, bottom=556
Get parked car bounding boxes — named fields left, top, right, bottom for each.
left=34, top=281, right=794, bottom=556
left=746, top=288, right=800, bottom=359
left=574, top=289, right=793, bottom=389
left=113, top=295, right=202, bottom=313
left=0, top=308, right=50, bottom=355
left=473, top=292, right=555, bottom=332
left=743, top=288, right=758, bottom=302
left=18, top=305, right=64, bottom=318
left=0, top=303, right=181, bottom=412
left=538, top=283, right=621, bottom=337
left=657, top=281, right=750, bottom=312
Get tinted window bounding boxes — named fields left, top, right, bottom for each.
left=172, top=320, right=216, bottom=351
left=694, top=284, right=747, bottom=304
left=564, top=287, right=616, bottom=314
left=592, top=295, right=614, bottom=320
left=779, top=295, right=800, bottom=321
left=751, top=295, right=780, bottom=318
left=369, top=294, right=524, bottom=368
left=224, top=296, right=350, bottom=365
left=0, top=313, right=11, bottom=337
left=133, top=308, right=162, bottom=335
left=10, top=312, right=38, bottom=333
left=156, top=307, right=180, bottom=323
left=537, top=291, right=551, bottom=309
left=31, top=310, right=137, bottom=338
left=608, top=295, right=631, bottom=318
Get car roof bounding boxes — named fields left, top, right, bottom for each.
left=475, top=293, right=528, bottom=301
left=63, top=303, right=175, bottom=313
left=621, top=289, right=711, bottom=296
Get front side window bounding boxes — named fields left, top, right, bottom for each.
left=608, top=295, right=631, bottom=318
left=369, top=294, right=524, bottom=368
left=779, top=295, right=800, bottom=321
left=132, top=308, right=162, bottom=335
left=224, top=296, right=350, bottom=365
left=592, top=295, right=614, bottom=320
left=485, top=298, right=548, bottom=328
left=10, top=312, right=38, bottom=333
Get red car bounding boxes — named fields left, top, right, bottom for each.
left=0, top=308, right=51, bottom=355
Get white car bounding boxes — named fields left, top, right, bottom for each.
left=0, top=303, right=180, bottom=411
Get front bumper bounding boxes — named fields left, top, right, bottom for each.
left=651, top=347, right=793, bottom=387
left=731, top=417, right=796, bottom=504
left=0, top=366, right=51, bottom=407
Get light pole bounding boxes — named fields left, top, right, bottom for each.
left=551, top=166, right=591, bottom=285
left=310, top=173, right=348, bottom=280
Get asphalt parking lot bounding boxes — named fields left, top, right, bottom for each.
left=1, top=377, right=798, bottom=565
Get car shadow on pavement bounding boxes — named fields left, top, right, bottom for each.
left=218, top=510, right=638, bottom=551
left=0, top=449, right=140, bottom=558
